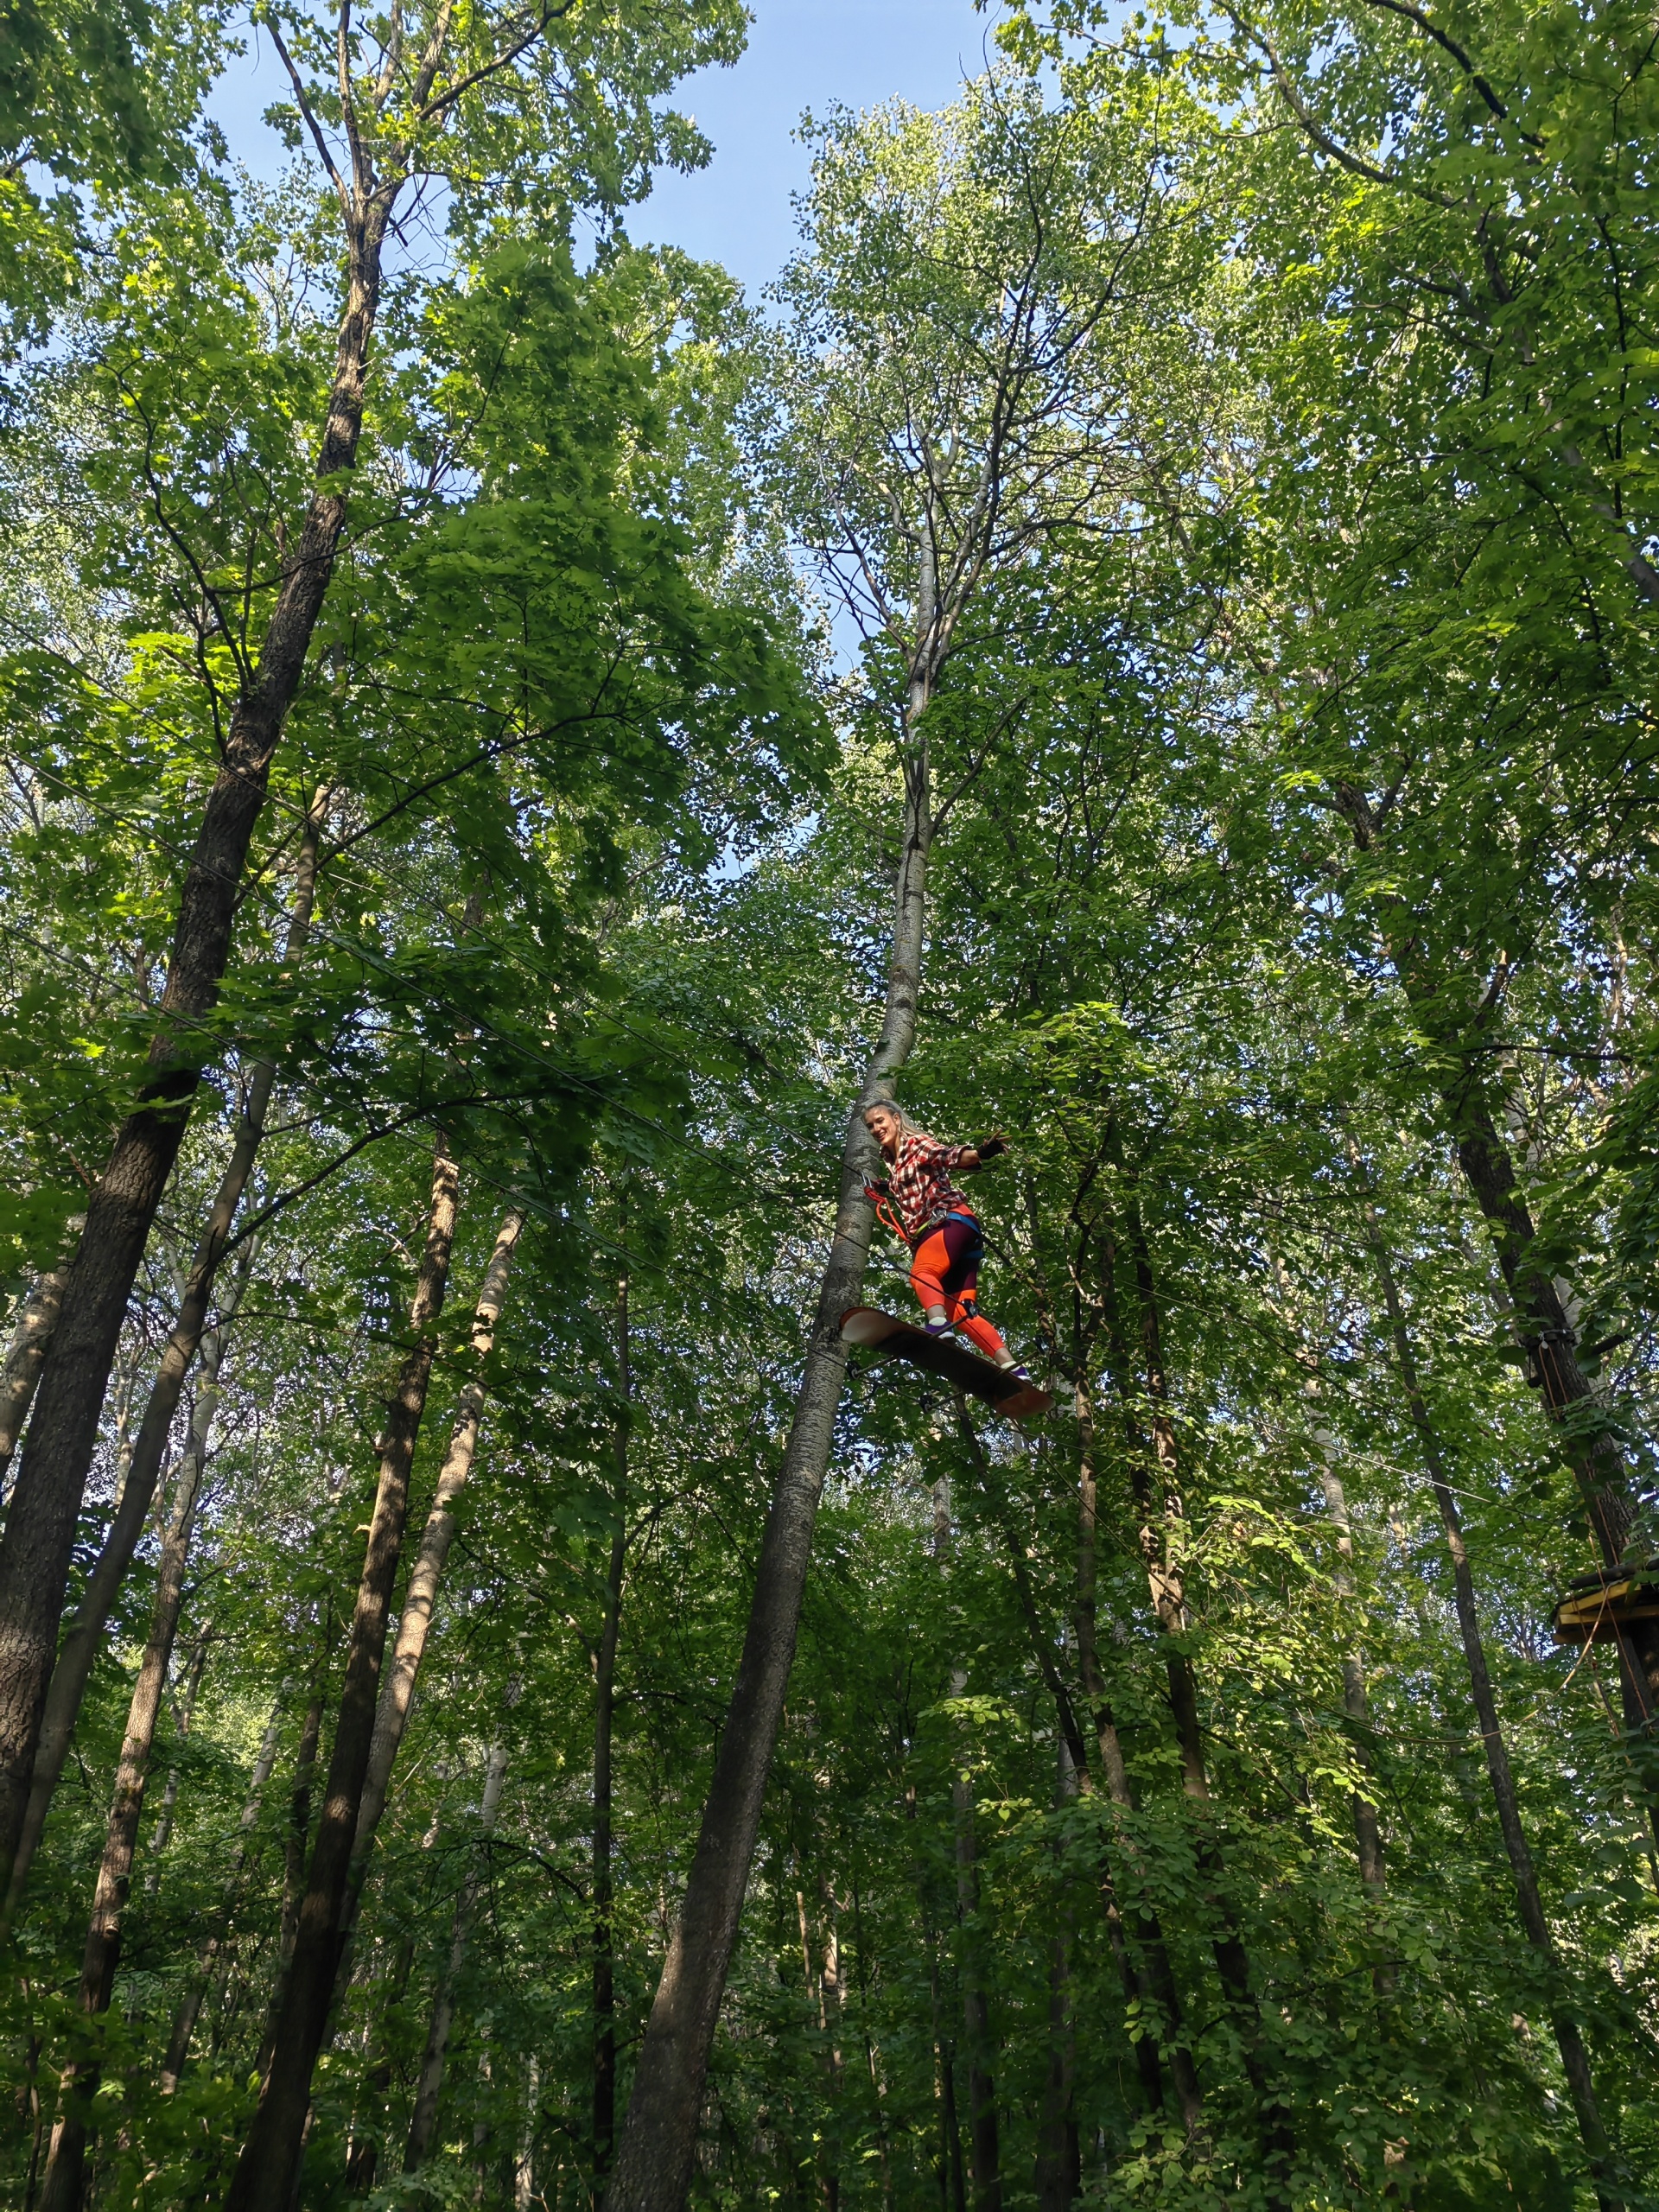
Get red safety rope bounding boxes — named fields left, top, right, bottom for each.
left=867, top=1189, right=908, bottom=1245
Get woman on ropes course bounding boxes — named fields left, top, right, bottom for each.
left=861, top=1102, right=1028, bottom=1378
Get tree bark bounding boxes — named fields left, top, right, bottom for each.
left=603, top=652, right=934, bottom=2212
left=2, top=789, right=329, bottom=1931
left=162, top=1681, right=289, bottom=2093
left=960, top=1388, right=1196, bottom=2128
left=257, top=1656, right=327, bottom=2087
left=1070, top=1382, right=1206, bottom=2130
left=813, top=1872, right=845, bottom=2212
left=1447, top=1084, right=1659, bottom=1738
left=342, top=1935, right=416, bottom=2196
left=1312, top=1442, right=1386, bottom=1894
left=515, top=2054, right=540, bottom=2210
left=907, top=1780, right=968, bottom=2212
left=948, top=1669, right=1001, bottom=2212
left=1334, top=785, right=1659, bottom=1752
left=0, top=156, right=391, bottom=1892
left=1035, top=1738, right=1081, bottom=2212
left=351, top=1203, right=524, bottom=1873
left=228, top=1135, right=459, bottom=2212
left=0, top=1244, right=79, bottom=1499
left=145, top=1612, right=214, bottom=1883
left=1106, top=1205, right=1289, bottom=2182
left=404, top=1741, right=511, bottom=2171
left=594, top=1237, right=630, bottom=2181
left=37, top=1351, right=219, bottom=2212
left=1357, top=1180, right=1624, bottom=2212
left=1268, top=1294, right=1389, bottom=1910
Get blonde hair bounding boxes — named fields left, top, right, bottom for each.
left=862, top=1102, right=938, bottom=1147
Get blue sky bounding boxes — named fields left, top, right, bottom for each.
left=209, top=1, right=995, bottom=296
left=636, top=0, right=995, bottom=291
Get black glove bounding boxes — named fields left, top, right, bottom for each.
left=976, top=1133, right=1008, bottom=1161
left=863, top=1180, right=891, bottom=1203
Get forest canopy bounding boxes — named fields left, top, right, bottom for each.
left=1, top=0, right=1657, bottom=2206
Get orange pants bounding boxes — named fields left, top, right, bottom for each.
left=909, top=1212, right=1008, bottom=1363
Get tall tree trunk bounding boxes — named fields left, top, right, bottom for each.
left=228, top=1135, right=459, bottom=2212
left=0, top=1242, right=79, bottom=1498
left=0, top=163, right=392, bottom=1891
left=515, top=2055, right=540, bottom=2210
left=604, top=646, right=936, bottom=2212
left=958, top=1389, right=1193, bottom=2128
left=1357, top=1180, right=1624, bottom=2212
left=2, top=791, right=329, bottom=1930
left=162, top=1681, right=289, bottom=2093
left=1034, top=1739, right=1081, bottom=2212
left=342, top=1935, right=416, bottom=2196
left=1446, top=1077, right=1659, bottom=1748
left=909, top=1783, right=967, bottom=2212
left=404, top=1741, right=511, bottom=2172
left=37, top=1352, right=219, bottom=2212
left=350, top=1203, right=524, bottom=1878
left=1334, top=787, right=1659, bottom=1758
left=1107, top=1205, right=1289, bottom=2183
left=1267, top=1268, right=1389, bottom=1911
left=948, top=1667, right=1001, bottom=2212
left=287, top=1198, right=524, bottom=2144
left=1067, top=1382, right=1205, bottom=2129
left=145, top=1617, right=213, bottom=1885
left=594, top=1239, right=630, bottom=2181
left=1309, top=1428, right=1386, bottom=1897
left=813, top=1874, right=845, bottom=2212
left=257, top=1655, right=327, bottom=2085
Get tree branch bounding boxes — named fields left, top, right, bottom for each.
left=264, top=14, right=351, bottom=212
left=413, top=0, right=574, bottom=126
left=1360, top=0, right=1543, bottom=143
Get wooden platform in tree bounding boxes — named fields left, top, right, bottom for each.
left=1550, top=1564, right=1659, bottom=1646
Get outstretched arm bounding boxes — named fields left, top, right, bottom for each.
left=959, top=1134, right=1008, bottom=1171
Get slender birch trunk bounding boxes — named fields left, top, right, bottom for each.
left=228, top=1135, right=460, bottom=2212
left=37, top=1348, right=222, bottom=2212
left=145, top=1617, right=213, bottom=1885
left=404, top=1742, right=511, bottom=2171
left=1356, top=1181, right=1624, bottom=2212
left=162, top=1681, right=289, bottom=2093
left=1309, top=1427, right=1386, bottom=1895
left=515, top=2056, right=539, bottom=2210
left=3, top=792, right=328, bottom=1929
left=594, top=1242, right=630, bottom=2181
left=814, top=1873, right=845, bottom=2212
left=0, top=1243, right=79, bottom=1499
left=350, top=1203, right=524, bottom=1872
left=605, top=628, right=937, bottom=2212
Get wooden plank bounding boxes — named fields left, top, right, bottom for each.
left=840, top=1307, right=1051, bottom=1423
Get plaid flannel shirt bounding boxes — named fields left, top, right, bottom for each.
left=876, top=1131, right=975, bottom=1243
